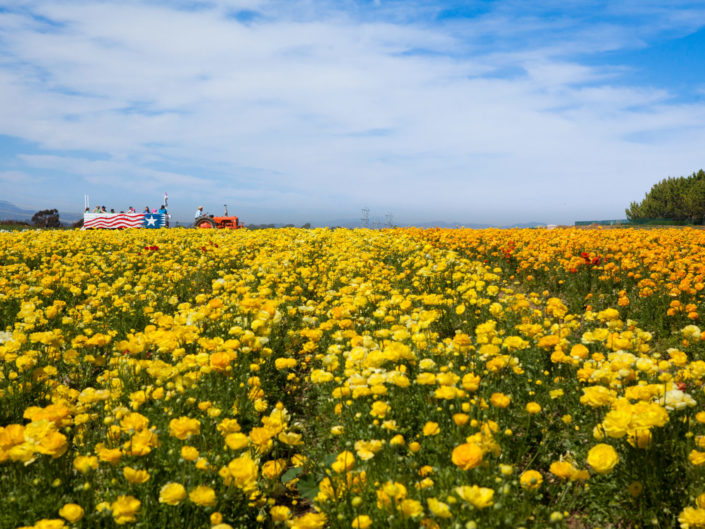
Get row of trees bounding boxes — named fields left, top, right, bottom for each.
left=626, top=169, right=705, bottom=222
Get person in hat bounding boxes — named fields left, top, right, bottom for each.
left=194, top=206, right=204, bottom=219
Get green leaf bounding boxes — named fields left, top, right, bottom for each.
left=297, top=475, right=319, bottom=501
left=280, top=466, right=302, bottom=484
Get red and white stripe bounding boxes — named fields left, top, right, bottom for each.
left=83, top=213, right=144, bottom=229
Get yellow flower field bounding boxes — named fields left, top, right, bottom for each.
left=1, top=227, right=705, bottom=528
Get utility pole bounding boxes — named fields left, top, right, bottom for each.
left=361, top=207, right=369, bottom=228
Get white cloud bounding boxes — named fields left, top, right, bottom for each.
left=0, top=170, right=32, bottom=184
left=0, top=1, right=704, bottom=224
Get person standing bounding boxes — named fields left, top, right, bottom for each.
left=158, top=204, right=169, bottom=228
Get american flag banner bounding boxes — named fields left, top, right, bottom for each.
left=83, top=213, right=166, bottom=230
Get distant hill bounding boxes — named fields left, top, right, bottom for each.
left=0, top=201, right=35, bottom=222
left=319, top=218, right=547, bottom=229
left=0, top=201, right=82, bottom=224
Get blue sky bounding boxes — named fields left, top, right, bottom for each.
left=1, top=0, right=705, bottom=225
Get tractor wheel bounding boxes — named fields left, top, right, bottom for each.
left=195, top=217, right=216, bottom=229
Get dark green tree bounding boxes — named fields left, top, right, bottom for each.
left=626, top=170, right=705, bottom=222
left=31, top=209, right=60, bottom=228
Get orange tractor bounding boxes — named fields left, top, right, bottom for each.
left=194, top=205, right=244, bottom=229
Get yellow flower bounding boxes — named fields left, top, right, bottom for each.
left=389, top=434, right=405, bottom=446
left=58, top=503, right=84, bottom=523
left=262, top=459, right=288, bottom=479
left=275, top=357, right=297, bottom=370
left=278, top=431, right=303, bottom=445
left=270, top=505, right=291, bottom=523
left=416, top=372, right=436, bottom=385
left=376, top=481, right=408, bottom=509
left=549, top=461, right=578, bottom=481
left=570, top=344, right=589, bottom=359
left=451, top=443, right=483, bottom=470
left=120, top=412, right=149, bottom=432
left=370, top=401, right=389, bottom=418
left=330, top=425, right=344, bottom=435
left=290, top=512, right=326, bottom=529
left=96, top=446, right=122, bottom=465
left=351, top=515, right=372, bottom=529
left=355, top=439, right=384, bottom=461
left=332, top=451, right=356, bottom=472
left=587, top=444, right=619, bottom=474
left=549, top=389, right=564, bottom=399
left=123, top=466, right=150, bottom=484
left=525, top=402, right=541, bottom=414
left=159, top=482, right=187, bottom=505
left=601, top=408, right=631, bottom=439
left=35, top=430, right=68, bottom=458
left=225, top=432, right=249, bottom=450
left=399, top=498, right=423, bottom=518
left=189, top=485, right=217, bottom=507
left=220, top=453, right=259, bottom=490
left=249, top=427, right=275, bottom=452
left=689, top=450, right=705, bottom=466
left=423, top=422, right=440, bottom=436
left=73, top=455, right=98, bottom=473
left=679, top=507, right=705, bottom=528
left=181, top=445, right=199, bottom=461
left=427, top=497, right=452, bottom=518
left=417, top=465, right=433, bottom=477
left=217, top=418, right=242, bottom=435
left=111, top=495, right=140, bottom=524
left=169, top=417, right=201, bottom=440
left=455, top=485, right=494, bottom=508
left=461, top=373, right=481, bottom=392
left=126, top=429, right=159, bottom=456
left=580, top=386, right=616, bottom=407
left=490, top=392, right=511, bottom=408
left=210, top=351, right=233, bottom=372
left=519, top=470, right=543, bottom=490
left=453, top=413, right=469, bottom=426
left=33, top=520, right=65, bottom=529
